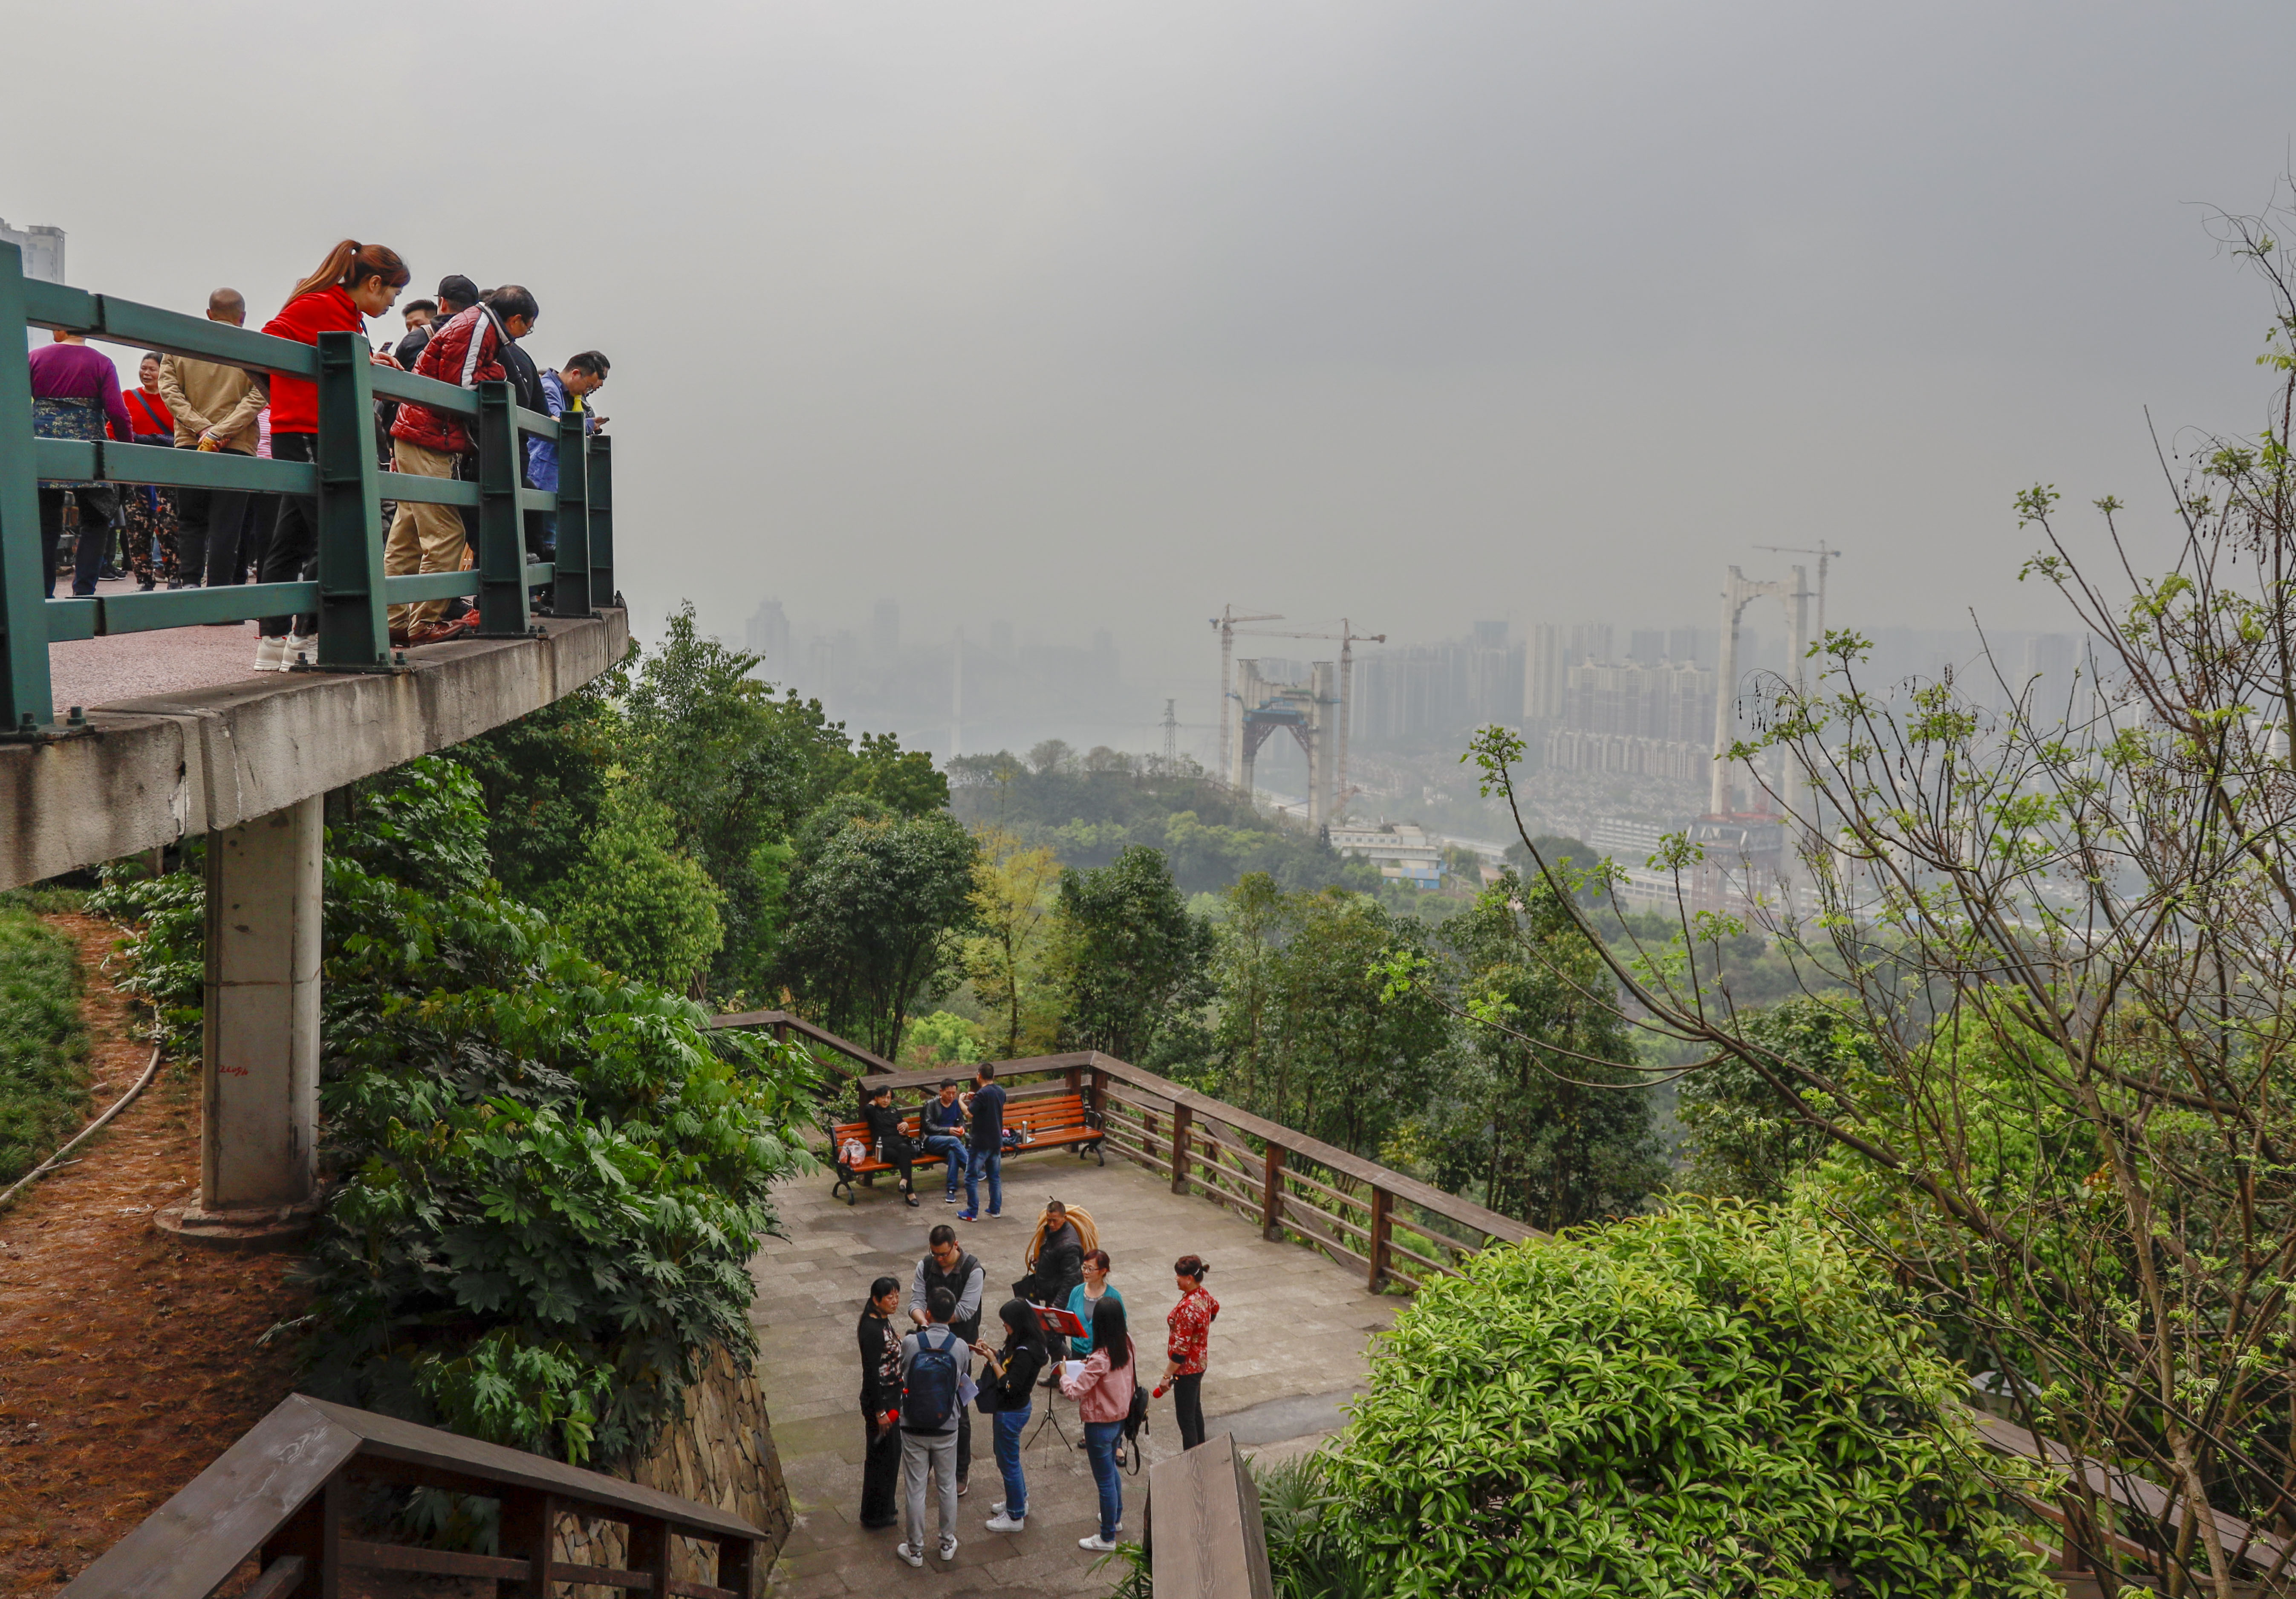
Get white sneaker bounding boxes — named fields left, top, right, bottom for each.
left=895, top=1542, right=923, bottom=1568
left=985, top=1513, right=1025, bottom=1533
left=988, top=1501, right=1005, bottom=1516
left=938, top=1534, right=959, bottom=1562
left=287, top=633, right=318, bottom=667
left=1079, top=1533, right=1119, bottom=1552
left=253, top=635, right=286, bottom=671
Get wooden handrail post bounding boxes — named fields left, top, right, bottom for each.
left=1261, top=1141, right=1285, bottom=1242
left=1091, top=1065, right=1107, bottom=1125
left=628, top=1514, right=673, bottom=1596
left=261, top=1473, right=344, bottom=1599
left=1366, top=1186, right=1392, bottom=1293
left=719, top=1533, right=757, bottom=1599
left=495, top=1489, right=557, bottom=1597
left=1170, top=1103, right=1193, bottom=1196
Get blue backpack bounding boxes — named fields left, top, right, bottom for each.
left=903, top=1325, right=962, bottom=1431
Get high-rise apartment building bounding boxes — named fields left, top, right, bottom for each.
left=744, top=598, right=791, bottom=673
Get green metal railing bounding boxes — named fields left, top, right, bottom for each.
left=0, top=240, right=618, bottom=736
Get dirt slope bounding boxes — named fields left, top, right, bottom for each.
left=0, top=913, right=307, bottom=1597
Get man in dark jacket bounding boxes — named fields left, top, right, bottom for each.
left=907, top=1226, right=984, bottom=1493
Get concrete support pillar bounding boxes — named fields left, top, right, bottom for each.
left=199, top=795, right=323, bottom=1215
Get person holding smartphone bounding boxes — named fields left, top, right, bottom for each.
left=973, top=1299, right=1048, bottom=1534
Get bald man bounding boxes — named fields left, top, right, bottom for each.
left=158, top=289, right=268, bottom=589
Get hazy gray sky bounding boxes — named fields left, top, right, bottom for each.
left=10, top=0, right=2296, bottom=709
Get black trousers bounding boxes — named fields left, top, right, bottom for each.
left=860, top=1411, right=902, bottom=1528
left=39, top=487, right=112, bottom=597
left=257, top=433, right=318, bottom=637
left=1173, top=1372, right=1206, bottom=1450
left=174, top=446, right=256, bottom=588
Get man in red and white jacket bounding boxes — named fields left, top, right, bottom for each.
left=383, top=284, right=538, bottom=642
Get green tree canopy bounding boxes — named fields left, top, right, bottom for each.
left=773, top=800, right=980, bottom=1060
left=1435, top=870, right=1666, bottom=1230
left=1049, top=844, right=1215, bottom=1064
left=547, top=787, right=727, bottom=993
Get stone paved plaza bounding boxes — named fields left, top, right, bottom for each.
left=752, top=1146, right=1403, bottom=1597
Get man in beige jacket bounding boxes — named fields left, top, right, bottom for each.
left=157, top=288, right=268, bottom=589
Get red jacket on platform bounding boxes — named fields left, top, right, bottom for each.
left=260, top=285, right=367, bottom=436
left=389, top=304, right=507, bottom=455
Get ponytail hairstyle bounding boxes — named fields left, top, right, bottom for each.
left=289, top=240, right=411, bottom=303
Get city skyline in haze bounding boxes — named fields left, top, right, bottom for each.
left=7, top=2, right=2293, bottom=706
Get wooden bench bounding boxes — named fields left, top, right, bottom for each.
left=828, top=1091, right=1104, bottom=1204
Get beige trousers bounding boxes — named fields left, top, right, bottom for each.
left=384, top=437, right=467, bottom=631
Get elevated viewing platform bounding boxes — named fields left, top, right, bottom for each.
left=0, top=240, right=627, bottom=1246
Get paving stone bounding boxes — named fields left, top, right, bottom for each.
left=755, top=1149, right=1400, bottom=1594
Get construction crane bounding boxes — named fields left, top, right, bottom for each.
left=1753, top=543, right=1843, bottom=668
left=1228, top=618, right=1385, bottom=820
left=1210, top=606, right=1283, bottom=783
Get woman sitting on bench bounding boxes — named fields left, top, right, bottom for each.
left=862, top=1084, right=921, bottom=1208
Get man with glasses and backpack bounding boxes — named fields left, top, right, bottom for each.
left=897, top=1285, right=971, bottom=1567
left=907, top=1225, right=985, bottom=1498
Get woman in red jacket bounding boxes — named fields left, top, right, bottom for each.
left=252, top=240, right=410, bottom=670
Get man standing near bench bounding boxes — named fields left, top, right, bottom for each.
left=909, top=1226, right=985, bottom=1497
left=959, top=1063, right=1006, bottom=1224
left=921, top=1079, right=968, bottom=1204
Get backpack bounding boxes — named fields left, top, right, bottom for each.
left=1121, top=1372, right=1150, bottom=1472
left=903, top=1326, right=962, bottom=1432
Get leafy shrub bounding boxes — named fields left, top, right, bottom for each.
left=1315, top=1202, right=2054, bottom=1598
left=0, top=894, right=89, bottom=1183
left=102, top=756, right=818, bottom=1466
left=88, top=850, right=206, bottom=1061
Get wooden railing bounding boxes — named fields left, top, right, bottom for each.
left=63, top=1393, right=769, bottom=1599
left=836, top=1049, right=1541, bottom=1293
left=710, top=1008, right=896, bottom=1076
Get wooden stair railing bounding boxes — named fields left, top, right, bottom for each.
left=62, top=1393, right=770, bottom=1599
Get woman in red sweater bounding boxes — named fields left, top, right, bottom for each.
left=253, top=240, right=409, bottom=670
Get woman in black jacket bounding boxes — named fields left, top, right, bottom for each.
left=972, top=1298, right=1049, bottom=1533
left=860, top=1084, right=921, bottom=1206
left=857, top=1276, right=904, bottom=1528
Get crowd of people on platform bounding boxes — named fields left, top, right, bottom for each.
left=26, top=237, right=611, bottom=670
left=852, top=1082, right=1225, bottom=1571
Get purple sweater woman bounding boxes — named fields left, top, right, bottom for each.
left=29, top=331, right=130, bottom=596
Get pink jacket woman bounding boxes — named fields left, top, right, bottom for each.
left=1060, top=1336, right=1138, bottom=1423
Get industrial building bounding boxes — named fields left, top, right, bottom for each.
left=1327, top=822, right=1442, bottom=889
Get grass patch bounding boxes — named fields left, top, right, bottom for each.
left=0, top=893, right=90, bottom=1183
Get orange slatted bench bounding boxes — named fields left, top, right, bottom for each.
left=828, top=1091, right=1103, bottom=1205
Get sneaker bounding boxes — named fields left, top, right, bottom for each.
left=253, top=635, right=287, bottom=671
left=956, top=1478, right=969, bottom=1497
left=1079, top=1534, right=1119, bottom=1552
left=943, top=1192, right=961, bottom=1204
left=938, top=1535, right=958, bottom=1562
left=958, top=1212, right=978, bottom=1223
left=895, top=1542, right=924, bottom=1567
left=985, top=1513, right=1025, bottom=1533
left=287, top=634, right=319, bottom=667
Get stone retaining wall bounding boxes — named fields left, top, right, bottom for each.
left=553, top=1342, right=793, bottom=1593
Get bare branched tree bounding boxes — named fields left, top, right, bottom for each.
left=1460, top=196, right=2296, bottom=1599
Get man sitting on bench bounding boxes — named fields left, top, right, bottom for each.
left=919, top=1079, right=968, bottom=1204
